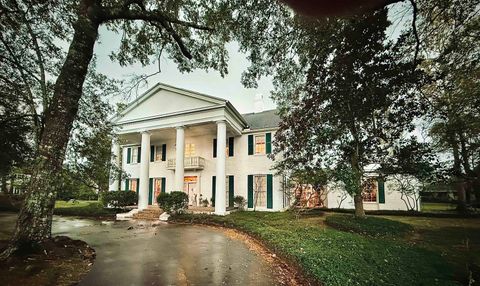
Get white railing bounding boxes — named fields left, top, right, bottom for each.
left=167, top=156, right=205, bottom=170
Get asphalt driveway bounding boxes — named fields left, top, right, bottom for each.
left=0, top=213, right=277, bottom=286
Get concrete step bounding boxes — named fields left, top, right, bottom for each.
left=139, top=209, right=162, bottom=214
left=132, top=208, right=164, bottom=220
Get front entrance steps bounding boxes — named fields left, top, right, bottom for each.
left=132, top=206, right=164, bottom=220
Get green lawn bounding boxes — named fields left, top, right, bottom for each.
left=171, top=211, right=468, bottom=286
left=54, top=200, right=116, bottom=217
left=422, top=202, right=458, bottom=213
left=385, top=215, right=480, bottom=283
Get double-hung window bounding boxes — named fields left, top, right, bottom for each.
left=253, top=175, right=267, bottom=207
left=254, top=135, right=266, bottom=155
left=131, top=147, right=139, bottom=164
left=185, top=143, right=195, bottom=157
left=362, top=178, right=377, bottom=202
left=155, top=146, right=162, bottom=161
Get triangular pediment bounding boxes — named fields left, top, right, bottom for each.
left=114, top=83, right=226, bottom=123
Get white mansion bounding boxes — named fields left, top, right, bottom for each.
left=109, top=83, right=420, bottom=215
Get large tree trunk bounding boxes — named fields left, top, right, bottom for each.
left=9, top=176, right=14, bottom=194
left=350, top=146, right=366, bottom=218
left=450, top=132, right=468, bottom=212
left=353, top=193, right=366, bottom=218
left=0, top=2, right=99, bottom=258
left=456, top=181, right=468, bottom=213
left=1, top=176, right=8, bottom=193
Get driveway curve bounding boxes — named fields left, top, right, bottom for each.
left=51, top=216, right=278, bottom=286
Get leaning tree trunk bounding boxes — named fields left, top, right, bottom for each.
left=0, top=3, right=99, bottom=258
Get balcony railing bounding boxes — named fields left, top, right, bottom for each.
left=167, top=156, right=206, bottom=170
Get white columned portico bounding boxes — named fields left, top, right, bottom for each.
left=215, top=120, right=227, bottom=215
left=174, top=126, right=185, bottom=192
left=138, top=131, right=151, bottom=210
left=109, top=140, right=121, bottom=191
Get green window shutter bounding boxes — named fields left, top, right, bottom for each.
left=247, top=175, right=253, bottom=208
left=267, top=174, right=273, bottom=209
left=161, top=177, right=166, bottom=193
left=125, top=179, right=129, bottom=191
left=228, top=137, right=234, bottom=157
left=213, top=138, right=217, bottom=158
left=148, top=178, right=153, bottom=205
left=150, top=145, right=155, bottom=162
left=161, top=144, right=166, bottom=161
left=137, top=147, right=141, bottom=163
left=378, top=178, right=385, bottom=204
left=228, top=176, right=234, bottom=207
left=127, top=148, right=131, bottom=164
left=136, top=178, right=140, bottom=192
left=248, top=135, right=254, bottom=155
left=266, top=133, right=272, bottom=154
left=212, top=176, right=216, bottom=207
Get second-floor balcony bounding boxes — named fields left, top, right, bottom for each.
left=167, top=156, right=206, bottom=170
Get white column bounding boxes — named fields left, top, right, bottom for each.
left=215, top=121, right=227, bottom=215
left=109, top=140, right=121, bottom=191
left=138, top=131, right=150, bottom=210
left=174, top=126, right=185, bottom=192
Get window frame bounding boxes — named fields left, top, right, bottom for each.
left=362, top=178, right=378, bottom=203
left=127, top=146, right=140, bottom=165
left=185, top=143, right=196, bottom=157
left=253, top=174, right=267, bottom=207
left=129, top=179, right=138, bottom=192
left=254, top=134, right=266, bottom=155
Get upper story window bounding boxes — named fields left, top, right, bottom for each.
left=155, top=146, right=162, bottom=161
left=153, top=144, right=166, bottom=162
left=255, top=135, right=266, bottom=155
left=185, top=143, right=195, bottom=157
left=213, top=137, right=234, bottom=158
left=248, top=133, right=271, bottom=156
left=131, top=147, right=139, bottom=164
left=126, top=146, right=140, bottom=164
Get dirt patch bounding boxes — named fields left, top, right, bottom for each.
left=0, top=236, right=95, bottom=286
left=173, top=222, right=320, bottom=286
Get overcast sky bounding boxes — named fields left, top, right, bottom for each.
left=93, top=29, right=276, bottom=114
left=93, top=3, right=409, bottom=114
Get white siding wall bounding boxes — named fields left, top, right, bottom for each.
left=120, top=129, right=285, bottom=211
left=325, top=178, right=421, bottom=211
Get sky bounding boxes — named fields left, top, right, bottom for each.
left=93, top=28, right=276, bottom=114
left=92, top=3, right=410, bottom=114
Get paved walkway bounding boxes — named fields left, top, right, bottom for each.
left=0, top=213, right=277, bottom=286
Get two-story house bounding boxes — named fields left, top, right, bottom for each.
left=110, top=83, right=420, bottom=215
left=109, top=83, right=286, bottom=215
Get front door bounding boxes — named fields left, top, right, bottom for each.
left=183, top=176, right=198, bottom=206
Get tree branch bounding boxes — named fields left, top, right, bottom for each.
left=100, top=8, right=214, bottom=31
left=99, top=7, right=214, bottom=59
left=123, top=0, right=145, bottom=11
left=149, top=20, right=192, bottom=59
left=409, top=0, right=420, bottom=69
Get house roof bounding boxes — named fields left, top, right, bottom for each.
left=113, top=82, right=280, bottom=132
left=242, top=109, right=281, bottom=130
left=112, top=82, right=248, bottom=128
